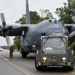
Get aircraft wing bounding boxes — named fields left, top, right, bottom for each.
left=64, top=24, right=75, bottom=33
left=64, top=24, right=75, bottom=38
left=0, top=24, right=29, bottom=36
left=8, top=25, right=29, bottom=36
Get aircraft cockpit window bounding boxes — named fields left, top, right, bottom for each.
left=49, top=24, right=63, bottom=29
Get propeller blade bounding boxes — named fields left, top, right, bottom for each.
left=0, top=13, right=6, bottom=27
left=6, top=36, right=11, bottom=47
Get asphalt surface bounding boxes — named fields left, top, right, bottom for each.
left=0, top=49, right=75, bottom=75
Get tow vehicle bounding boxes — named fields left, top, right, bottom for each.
left=35, top=36, right=74, bottom=70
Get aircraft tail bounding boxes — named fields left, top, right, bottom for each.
left=26, top=0, right=30, bottom=24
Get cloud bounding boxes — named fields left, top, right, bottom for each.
left=0, top=0, right=25, bottom=24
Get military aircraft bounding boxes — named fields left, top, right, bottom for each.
left=0, top=0, right=75, bottom=58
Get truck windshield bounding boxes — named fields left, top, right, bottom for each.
left=43, top=37, right=66, bottom=54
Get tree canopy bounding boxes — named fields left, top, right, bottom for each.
left=13, top=37, right=21, bottom=50
left=55, top=0, right=75, bottom=47
left=16, top=11, right=49, bottom=24
left=55, top=0, right=75, bottom=24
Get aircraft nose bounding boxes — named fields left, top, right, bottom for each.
left=50, top=32, right=63, bottom=36
left=49, top=28, right=64, bottom=36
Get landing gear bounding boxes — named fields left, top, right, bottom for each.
left=20, top=47, right=30, bottom=58
left=22, top=52, right=28, bottom=58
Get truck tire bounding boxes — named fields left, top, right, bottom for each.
left=68, top=50, right=74, bottom=70
left=35, top=58, right=43, bottom=71
left=36, top=66, right=43, bottom=71
left=70, top=61, right=74, bottom=71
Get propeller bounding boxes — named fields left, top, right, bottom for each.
left=0, top=13, right=6, bottom=28
left=6, top=36, right=11, bottom=46
left=0, top=13, right=11, bottom=46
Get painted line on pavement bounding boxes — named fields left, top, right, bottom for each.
left=7, top=61, right=36, bottom=75
left=7, top=61, right=31, bottom=75
left=63, top=72, right=75, bottom=75
left=0, top=55, right=8, bottom=61
left=0, top=55, right=36, bottom=75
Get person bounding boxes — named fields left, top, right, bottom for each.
left=9, top=45, right=14, bottom=58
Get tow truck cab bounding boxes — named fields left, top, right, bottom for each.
left=35, top=36, right=74, bottom=70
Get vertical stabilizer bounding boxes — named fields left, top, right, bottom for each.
left=26, top=0, right=30, bottom=24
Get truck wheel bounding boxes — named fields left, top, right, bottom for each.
left=70, top=67, right=74, bottom=71
left=70, top=54, right=74, bottom=70
left=36, top=66, right=43, bottom=71
left=35, top=58, right=43, bottom=71
left=70, top=62, right=74, bottom=71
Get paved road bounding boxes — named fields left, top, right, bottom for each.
left=0, top=50, right=75, bottom=75
left=0, top=53, right=27, bottom=75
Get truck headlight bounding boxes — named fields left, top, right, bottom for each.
left=62, top=57, right=66, bottom=62
left=43, top=57, right=47, bottom=62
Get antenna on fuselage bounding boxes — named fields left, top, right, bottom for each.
left=26, top=0, right=30, bottom=24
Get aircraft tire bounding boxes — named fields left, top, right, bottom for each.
left=22, top=52, right=27, bottom=58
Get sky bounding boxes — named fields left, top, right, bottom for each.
left=0, top=0, right=67, bottom=46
